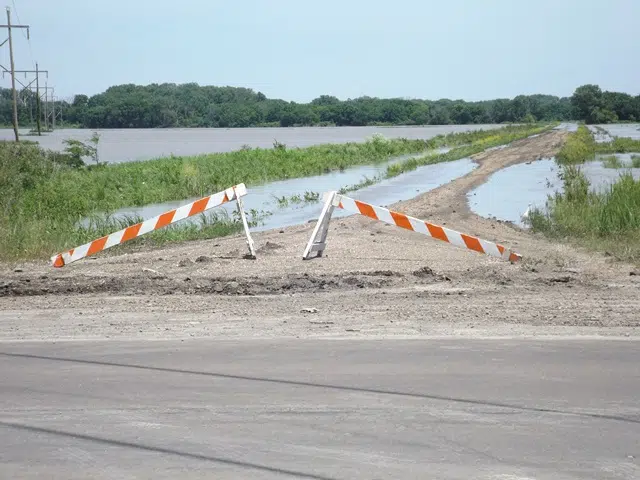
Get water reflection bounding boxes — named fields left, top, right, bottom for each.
left=469, top=156, right=640, bottom=227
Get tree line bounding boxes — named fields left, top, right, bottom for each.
left=0, top=83, right=638, bottom=129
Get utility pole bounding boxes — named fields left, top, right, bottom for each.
left=5, top=65, right=48, bottom=134
left=44, top=81, right=48, bottom=130
left=6, top=8, right=18, bottom=141
left=32, top=85, right=53, bottom=131
left=50, top=88, right=55, bottom=130
left=36, top=64, right=41, bottom=133
left=0, top=8, right=29, bottom=141
left=55, top=96, right=63, bottom=126
left=24, top=85, right=54, bottom=131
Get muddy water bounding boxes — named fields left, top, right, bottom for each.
left=588, top=124, right=640, bottom=143
left=252, top=157, right=474, bottom=232
left=469, top=155, right=640, bottom=227
left=588, top=126, right=614, bottom=143
left=555, top=123, right=578, bottom=133
left=89, top=150, right=476, bottom=231
left=595, top=124, right=640, bottom=140
left=0, top=124, right=504, bottom=164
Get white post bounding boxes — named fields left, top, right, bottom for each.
left=303, top=191, right=337, bottom=260
left=234, top=186, right=256, bottom=259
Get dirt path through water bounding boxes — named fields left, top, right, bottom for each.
left=2, top=130, right=639, bottom=341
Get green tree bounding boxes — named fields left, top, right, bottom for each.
left=62, top=132, right=100, bottom=166
left=603, top=91, right=636, bottom=121
left=571, top=84, right=603, bottom=122
left=0, top=82, right=632, bottom=129
left=589, top=106, right=618, bottom=124
left=311, top=95, right=340, bottom=106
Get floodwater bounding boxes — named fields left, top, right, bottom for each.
left=594, top=124, right=640, bottom=140
left=554, top=123, right=578, bottom=133
left=588, top=126, right=614, bottom=143
left=90, top=149, right=476, bottom=231
left=61, top=122, right=640, bottom=235
left=469, top=155, right=640, bottom=227
left=1, top=124, right=505, bottom=164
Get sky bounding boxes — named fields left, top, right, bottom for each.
left=2, top=0, right=639, bottom=102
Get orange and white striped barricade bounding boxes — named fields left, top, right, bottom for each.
left=51, top=183, right=256, bottom=268
left=303, top=191, right=522, bottom=263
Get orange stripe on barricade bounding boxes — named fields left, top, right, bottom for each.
left=355, top=200, right=378, bottom=220
left=461, top=234, right=484, bottom=254
left=52, top=254, right=64, bottom=268
left=121, top=223, right=142, bottom=243
left=426, top=223, right=448, bottom=243
left=189, top=197, right=210, bottom=216
left=391, top=211, right=413, bottom=231
left=87, top=236, right=108, bottom=257
left=156, top=210, right=176, bottom=230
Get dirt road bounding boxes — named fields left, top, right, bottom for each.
left=1, top=130, right=639, bottom=341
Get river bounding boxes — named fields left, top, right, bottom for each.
left=1, top=124, right=506, bottom=164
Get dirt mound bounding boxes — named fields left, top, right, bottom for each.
left=0, top=268, right=456, bottom=298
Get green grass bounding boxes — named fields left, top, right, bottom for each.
left=338, top=175, right=382, bottom=194
left=272, top=191, right=320, bottom=208
left=602, top=155, right=624, bottom=169
left=596, top=137, right=640, bottom=154
left=0, top=124, right=553, bottom=261
left=528, top=166, right=640, bottom=264
left=555, top=125, right=596, bottom=165
left=558, top=126, right=640, bottom=170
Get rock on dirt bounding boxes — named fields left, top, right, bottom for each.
left=142, top=268, right=167, bottom=280
left=257, top=242, right=284, bottom=254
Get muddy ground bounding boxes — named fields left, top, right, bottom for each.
left=1, top=130, right=639, bottom=341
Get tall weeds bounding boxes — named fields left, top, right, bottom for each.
left=602, top=155, right=624, bottom=169
left=596, top=137, right=640, bottom=154
left=555, top=125, right=595, bottom=165
left=528, top=167, right=640, bottom=263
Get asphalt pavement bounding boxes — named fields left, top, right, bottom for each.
left=1, top=337, right=639, bottom=479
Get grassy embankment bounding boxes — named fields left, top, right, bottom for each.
left=529, top=126, right=640, bottom=263
left=1, top=124, right=551, bottom=261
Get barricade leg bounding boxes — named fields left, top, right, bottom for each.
left=303, top=191, right=337, bottom=260
left=235, top=187, right=256, bottom=259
